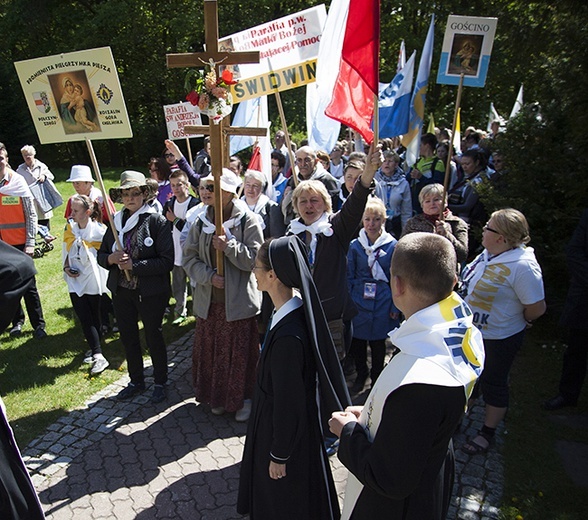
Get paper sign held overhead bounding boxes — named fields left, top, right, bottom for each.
left=219, top=4, right=325, bottom=103
left=14, top=47, right=132, bottom=144
left=437, top=16, right=498, bottom=88
left=163, top=102, right=203, bottom=139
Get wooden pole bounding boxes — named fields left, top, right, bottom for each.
left=373, top=93, right=379, bottom=146
left=441, top=73, right=465, bottom=221
left=185, top=136, right=193, bottom=167
left=85, top=138, right=131, bottom=281
left=268, top=60, right=298, bottom=187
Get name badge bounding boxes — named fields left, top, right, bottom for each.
left=1, top=196, right=20, bottom=206
left=364, top=282, right=376, bottom=300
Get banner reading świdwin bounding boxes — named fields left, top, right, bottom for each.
left=14, top=47, right=132, bottom=144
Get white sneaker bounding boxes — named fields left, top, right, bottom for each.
left=83, top=350, right=93, bottom=364
left=211, top=406, right=225, bottom=415
left=91, top=356, right=109, bottom=374
left=235, top=399, right=252, bottom=422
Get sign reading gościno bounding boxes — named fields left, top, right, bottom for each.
left=437, top=16, right=498, bottom=88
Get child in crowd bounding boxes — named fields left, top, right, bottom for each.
left=63, top=195, right=110, bottom=374
left=162, top=170, right=199, bottom=324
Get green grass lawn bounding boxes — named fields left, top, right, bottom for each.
left=499, top=319, right=588, bottom=520
left=0, top=167, right=194, bottom=446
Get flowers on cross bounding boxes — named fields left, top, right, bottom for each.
left=184, top=63, right=238, bottom=123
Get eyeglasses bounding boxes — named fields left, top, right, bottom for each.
left=295, top=157, right=313, bottom=165
left=483, top=224, right=500, bottom=234
left=201, top=184, right=214, bottom=193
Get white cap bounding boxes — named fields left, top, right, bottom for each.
left=200, top=168, right=242, bottom=194
left=67, top=165, right=95, bottom=183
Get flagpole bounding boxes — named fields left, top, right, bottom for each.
left=85, top=138, right=131, bottom=281
left=268, top=59, right=298, bottom=187
left=441, top=72, right=464, bottom=221
left=373, top=94, right=379, bottom=145
left=373, top=0, right=381, bottom=147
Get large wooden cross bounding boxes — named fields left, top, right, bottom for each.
left=167, top=0, right=266, bottom=275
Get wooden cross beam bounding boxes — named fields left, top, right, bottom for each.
left=167, top=0, right=265, bottom=275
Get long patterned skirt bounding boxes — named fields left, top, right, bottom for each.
left=193, top=302, right=260, bottom=412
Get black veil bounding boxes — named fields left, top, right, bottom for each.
left=269, top=235, right=351, bottom=415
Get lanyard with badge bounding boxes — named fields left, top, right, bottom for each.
left=364, top=249, right=381, bottom=299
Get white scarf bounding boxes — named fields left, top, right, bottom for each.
left=288, top=212, right=333, bottom=264
left=242, top=193, right=270, bottom=215
left=459, top=247, right=528, bottom=299
left=357, top=228, right=394, bottom=282
left=112, top=204, right=155, bottom=252
left=197, top=204, right=243, bottom=240
left=241, top=193, right=270, bottom=230
left=341, top=292, right=485, bottom=519
left=62, top=220, right=108, bottom=296
left=0, top=170, right=32, bottom=198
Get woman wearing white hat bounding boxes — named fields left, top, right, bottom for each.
left=97, top=171, right=174, bottom=404
left=183, top=168, right=263, bottom=422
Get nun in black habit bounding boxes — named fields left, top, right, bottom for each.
left=237, top=235, right=351, bottom=519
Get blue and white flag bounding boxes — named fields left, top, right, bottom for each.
left=402, top=15, right=435, bottom=167
left=230, top=96, right=269, bottom=155
left=378, top=50, right=416, bottom=138
left=229, top=96, right=272, bottom=194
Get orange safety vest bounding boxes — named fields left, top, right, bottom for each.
left=0, top=192, right=27, bottom=246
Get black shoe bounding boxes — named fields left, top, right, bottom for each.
left=9, top=324, right=22, bottom=337
left=117, top=382, right=145, bottom=400
left=542, top=394, right=577, bottom=411
left=33, top=327, right=47, bottom=339
left=151, top=384, right=166, bottom=404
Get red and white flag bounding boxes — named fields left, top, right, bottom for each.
left=324, top=0, right=380, bottom=145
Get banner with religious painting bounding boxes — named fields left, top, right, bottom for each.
left=437, top=16, right=498, bottom=88
left=14, top=47, right=132, bottom=144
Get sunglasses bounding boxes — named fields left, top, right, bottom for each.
left=483, top=224, right=500, bottom=234
left=164, top=153, right=174, bottom=158
left=201, top=184, right=214, bottom=193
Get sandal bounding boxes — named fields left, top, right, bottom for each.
left=462, top=427, right=494, bottom=454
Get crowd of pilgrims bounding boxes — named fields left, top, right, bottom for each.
left=0, top=120, right=548, bottom=518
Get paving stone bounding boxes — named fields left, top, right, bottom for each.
left=458, top=509, right=480, bottom=519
